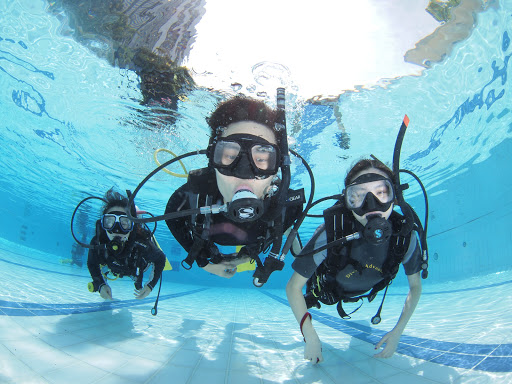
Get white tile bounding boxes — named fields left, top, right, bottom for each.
left=0, top=272, right=511, bottom=384
left=188, top=368, right=226, bottom=384
left=227, top=369, right=263, bottom=384
left=42, top=361, right=107, bottom=384
left=166, top=347, right=201, bottom=368
left=3, top=338, right=55, bottom=357
left=196, top=351, right=229, bottom=371
left=454, top=371, right=512, bottom=384
left=0, top=354, right=37, bottom=383
left=331, top=347, right=373, bottom=364
left=295, top=365, right=338, bottom=384
left=90, top=373, right=139, bottom=384
left=112, top=357, right=163, bottom=382
left=229, top=351, right=259, bottom=370
left=351, top=357, right=404, bottom=380
left=379, top=372, right=440, bottom=384
left=146, top=364, right=194, bottom=384
left=407, top=360, right=468, bottom=383
left=38, top=332, right=86, bottom=348
left=308, top=361, right=376, bottom=384
left=18, top=351, right=77, bottom=374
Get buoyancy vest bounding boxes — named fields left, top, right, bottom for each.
left=306, top=202, right=414, bottom=319
left=181, top=167, right=305, bottom=269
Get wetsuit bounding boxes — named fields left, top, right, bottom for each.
left=165, top=168, right=303, bottom=267
left=293, top=214, right=422, bottom=301
left=87, top=225, right=166, bottom=293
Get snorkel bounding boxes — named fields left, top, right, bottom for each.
left=392, top=115, right=415, bottom=236
left=391, top=115, right=429, bottom=278
left=252, top=88, right=293, bottom=286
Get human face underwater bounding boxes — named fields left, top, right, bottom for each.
left=215, top=121, right=278, bottom=203
left=346, top=168, right=395, bottom=226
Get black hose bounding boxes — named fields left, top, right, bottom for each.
left=70, top=196, right=107, bottom=248
left=126, top=150, right=207, bottom=224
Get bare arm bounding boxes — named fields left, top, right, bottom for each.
left=374, top=271, right=422, bottom=358
left=286, top=272, right=324, bottom=363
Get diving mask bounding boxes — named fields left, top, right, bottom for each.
left=211, top=134, right=280, bottom=179
left=345, top=173, right=394, bottom=216
left=102, top=212, right=134, bottom=233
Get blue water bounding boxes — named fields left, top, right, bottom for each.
left=1, top=1, right=512, bottom=383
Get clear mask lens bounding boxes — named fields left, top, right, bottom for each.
left=102, top=214, right=133, bottom=232
left=345, top=178, right=394, bottom=210
left=213, top=140, right=277, bottom=171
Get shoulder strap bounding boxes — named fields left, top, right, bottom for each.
left=181, top=192, right=216, bottom=269
left=323, top=201, right=354, bottom=268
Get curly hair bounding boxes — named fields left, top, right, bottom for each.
left=207, top=96, right=279, bottom=141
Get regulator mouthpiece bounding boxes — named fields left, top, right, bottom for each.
left=227, top=189, right=264, bottom=222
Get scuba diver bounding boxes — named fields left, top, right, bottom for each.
left=82, top=188, right=166, bottom=301
left=164, top=95, right=306, bottom=281
left=286, top=117, right=429, bottom=364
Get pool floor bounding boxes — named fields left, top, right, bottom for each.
left=1, top=241, right=511, bottom=384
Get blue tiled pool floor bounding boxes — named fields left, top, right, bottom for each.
left=1, top=242, right=511, bottom=384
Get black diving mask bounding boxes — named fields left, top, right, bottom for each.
left=211, top=134, right=280, bottom=180
left=345, top=173, right=394, bottom=216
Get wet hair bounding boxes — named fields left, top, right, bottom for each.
left=207, top=96, right=279, bottom=142
left=344, top=158, right=394, bottom=186
left=101, top=188, right=136, bottom=216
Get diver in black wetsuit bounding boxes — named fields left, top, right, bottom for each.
left=165, top=96, right=304, bottom=280
left=86, top=189, right=166, bottom=300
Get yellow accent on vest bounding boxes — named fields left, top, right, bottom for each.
left=234, top=245, right=256, bottom=273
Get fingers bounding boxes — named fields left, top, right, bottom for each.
left=375, top=337, right=386, bottom=350
left=100, top=286, right=112, bottom=300
left=134, top=287, right=151, bottom=299
left=374, top=343, right=395, bottom=359
left=374, top=350, right=391, bottom=358
left=305, top=356, right=322, bottom=364
left=222, top=267, right=237, bottom=278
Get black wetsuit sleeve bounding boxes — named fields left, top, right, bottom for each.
left=142, top=239, right=166, bottom=290
left=86, top=236, right=105, bottom=292
left=165, top=183, right=195, bottom=252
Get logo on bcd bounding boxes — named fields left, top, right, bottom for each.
left=238, top=207, right=255, bottom=219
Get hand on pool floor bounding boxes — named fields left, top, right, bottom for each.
left=374, top=330, right=400, bottom=358
left=304, top=334, right=324, bottom=364
left=99, top=285, right=112, bottom=300
left=134, top=285, right=152, bottom=300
